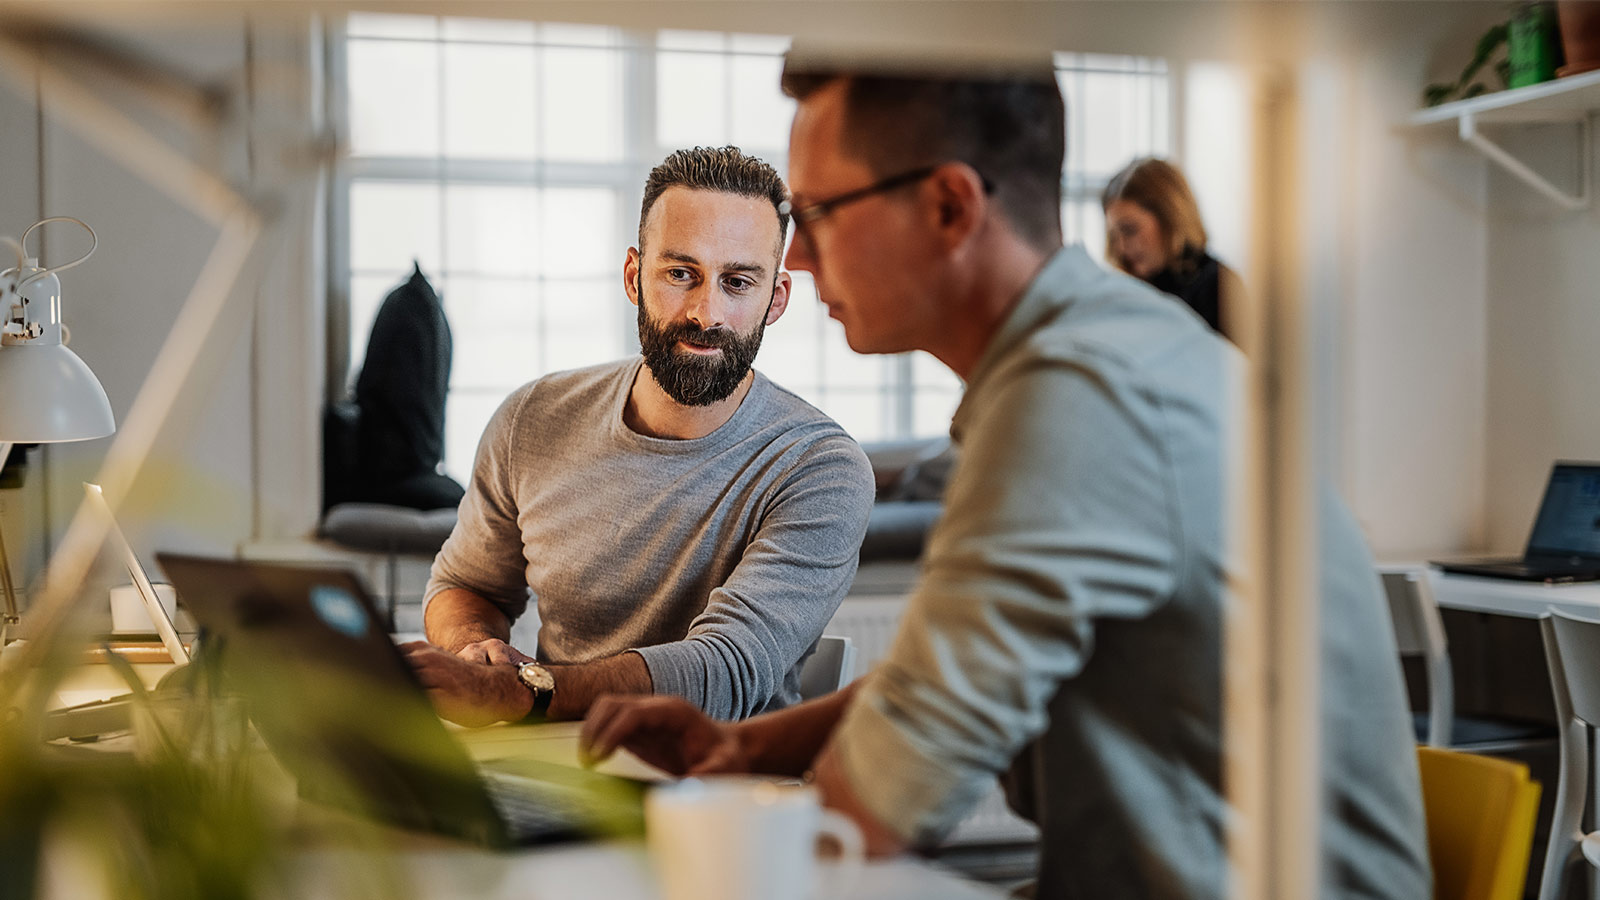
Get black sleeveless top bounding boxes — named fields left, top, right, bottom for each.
left=1147, top=248, right=1226, bottom=335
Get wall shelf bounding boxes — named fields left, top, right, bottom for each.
left=1411, top=69, right=1600, bottom=209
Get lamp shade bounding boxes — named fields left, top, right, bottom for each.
left=0, top=342, right=115, bottom=442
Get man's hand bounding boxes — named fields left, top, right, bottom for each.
left=579, top=695, right=750, bottom=776
left=399, top=640, right=532, bottom=727
left=455, top=638, right=534, bottom=666
left=811, top=741, right=909, bottom=858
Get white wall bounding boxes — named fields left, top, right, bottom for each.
left=0, top=17, right=325, bottom=610
left=1340, top=8, right=1497, bottom=557
left=1316, top=4, right=1600, bottom=556
left=0, top=57, right=49, bottom=593
left=1243, top=2, right=1509, bottom=560
left=1484, top=122, right=1600, bottom=550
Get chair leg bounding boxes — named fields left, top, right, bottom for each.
left=1539, top=727, right=1591, bottom=900
left=385, top=548, right=398, bottom=633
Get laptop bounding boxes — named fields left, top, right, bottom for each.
left=156, top=552, right=645, bottom=847
left=1434, top=462, right=1600, bottom=583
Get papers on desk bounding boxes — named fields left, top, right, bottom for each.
left=455, top=721, right=674, bottom=784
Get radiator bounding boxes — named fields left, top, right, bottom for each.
left=825, top=593, right=1040, bottom=847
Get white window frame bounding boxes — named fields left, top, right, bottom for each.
left=327, top=18, right=1174, bottom=469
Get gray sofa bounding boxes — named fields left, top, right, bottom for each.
left=319, top=436, right=955, bottom=586
left=856, top=437, right=955, bottom=563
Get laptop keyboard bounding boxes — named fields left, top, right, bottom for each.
left=481, top=769, right=592, bottom=842
left=478, top=758, right=646, bottom=844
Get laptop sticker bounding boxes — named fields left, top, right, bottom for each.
left=311, top=584, right=368, bottom=638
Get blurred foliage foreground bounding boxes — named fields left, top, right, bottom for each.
left=0, top=628, right=642, bottom=900
left=0, top=640, right=420, bottom=900
left=1, top=644, right=291, bottom=900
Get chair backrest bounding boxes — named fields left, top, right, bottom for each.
left=1547, top=610, right=1600, bottom=727
left=1381, top=567, right=1454, bottom=746
left=798, top=635, right=857, bottom=701
left=1418, top=746, right=1541, bottom=900
left=1537, top=610, right=1600, bottom=900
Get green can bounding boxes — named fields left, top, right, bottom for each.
left=1509, top=1, right=1561, bottom=88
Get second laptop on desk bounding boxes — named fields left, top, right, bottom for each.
left=1434, top=461, right=1600, bottom=584
left=158, top=552, right=648, bottom=848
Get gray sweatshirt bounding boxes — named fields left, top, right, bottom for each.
left=426, top=359, right=875, bottom=719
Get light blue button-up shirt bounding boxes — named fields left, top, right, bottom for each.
left=830, top=246, right=1429, bottom=899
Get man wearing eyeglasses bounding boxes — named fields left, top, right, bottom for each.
left=400, top=146, right=874, bottom=727
left=582, top=58, right=1429, bottom=899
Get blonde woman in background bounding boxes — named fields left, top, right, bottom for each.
left=1102, top=157, right=1255, bottom=355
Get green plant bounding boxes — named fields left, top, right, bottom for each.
left=1425, top=22, right=1513, bottom=106
left=0, top=636, right=420, bottom=900
left=0, top=646, right=286, bottom=900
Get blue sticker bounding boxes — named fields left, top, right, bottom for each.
left=310, top=584, right=369, bottom=638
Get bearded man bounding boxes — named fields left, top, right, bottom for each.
left=402, top=147, right=874, bottom=726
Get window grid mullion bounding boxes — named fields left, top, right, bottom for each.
left=339, top=17, right=1172, bottom=451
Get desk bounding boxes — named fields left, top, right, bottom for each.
left=1428, top=569, right=1600, bottom=619
left=30, top=699, right=1003, bottom=900
left=286, top=843, right=1005, bottom=900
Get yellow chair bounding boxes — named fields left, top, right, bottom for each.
left=1418, top=745, right=1541, bottom=900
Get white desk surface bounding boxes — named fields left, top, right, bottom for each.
left=286, top=842, right=1005, bottom=900
left=427, top=725, right=1006, bottom=898
left=1426, top=568, right=1600, bottom=619
left=38, top=704, right=1002, bottom=900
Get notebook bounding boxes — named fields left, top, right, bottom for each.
left=1434, top=462, right=1600, bottom=583
left=156, top=552, right=644, bottom=847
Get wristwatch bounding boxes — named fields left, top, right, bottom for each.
left=516, top=660, right=556, bottom=718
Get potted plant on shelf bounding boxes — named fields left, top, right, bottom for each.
left=1425, top=2, right=1567, bottom=106
left=1558, top=0, right=1600, bottom=75
left=1425, top=21, right=1512, bottom=106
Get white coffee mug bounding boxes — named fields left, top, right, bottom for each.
left=646, top=776, right=864, bottom=900
left=109, top=582, right=178, bottom=634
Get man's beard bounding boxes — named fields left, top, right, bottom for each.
left=637, top=282, right=770, bottom=407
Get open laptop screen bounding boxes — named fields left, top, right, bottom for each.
left=1526, top=463, right=1600, bottom=559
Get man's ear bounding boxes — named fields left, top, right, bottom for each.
left=623, top=248, right=642, bottom=307
left=765, top=271, right=792, bottom=326
left=929, top=163, right=987, bottom=252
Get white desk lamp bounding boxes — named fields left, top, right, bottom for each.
left=0, top=217, right=115, bottom=642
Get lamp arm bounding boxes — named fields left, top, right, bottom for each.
left=0, top=441, right=18, bottom=626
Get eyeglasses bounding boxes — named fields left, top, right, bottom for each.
left=778, top=165, right=942, bottom=226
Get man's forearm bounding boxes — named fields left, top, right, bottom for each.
left=546, top=651, right=654, bottom=720
left=735, top=680, right=860, bottom=776
left=424, top=588, right=514, bottom=653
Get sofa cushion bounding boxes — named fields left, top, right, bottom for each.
left=888, top=439, right=957, bottom=503
left=319, top=502, right=459, bottom=555
left=860, top=500, right=944, bottom=563
left=861, top=437, right=947, bottom=497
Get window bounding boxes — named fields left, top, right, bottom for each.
left=334, top=15, right=1170, bottom=481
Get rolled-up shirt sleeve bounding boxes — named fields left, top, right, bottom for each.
left=830, top=350, right=1179, bottom=843
left=633, top=436, right=875, bottom=720
left=425, top=388, right=536, bottom=621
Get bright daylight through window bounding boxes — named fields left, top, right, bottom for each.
left=336, top=14, right=1170, bottom=481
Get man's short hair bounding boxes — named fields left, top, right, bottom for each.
left=780, top=57, right=1064, bottom=251
left=638, top=146, right=790, bottom=255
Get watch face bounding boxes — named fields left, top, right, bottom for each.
left=519, top=663, right=555, bottom=693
